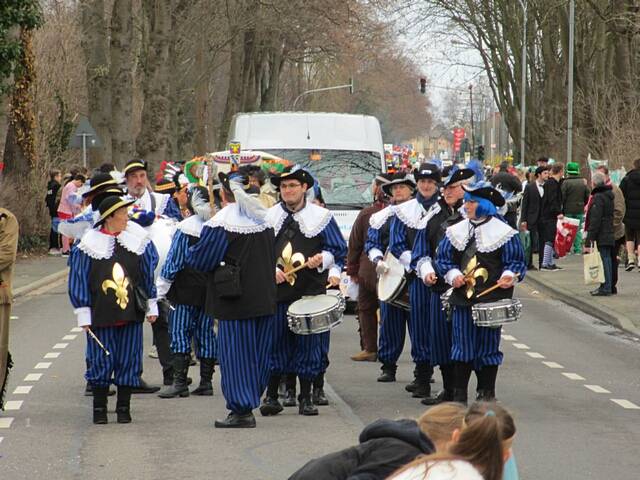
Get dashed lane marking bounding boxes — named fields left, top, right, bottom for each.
left=3, top=401, right=23, bottom=411
left=34, top=362, right=52, bottom=369
left=70, top=327, right=83, bottom=333
left=562, top=373, right=585, bottom=381
left=24, top=373, right=42, bottom=381
left=0, top=418, right=14, bottom=428
left=62, top=335, right=77, bottom=340
left=512, top=343, right=530, bottom=350
left=0, top=436, right=3, bottom=443
left=584, top=385, right=610, bottom=394
left=611, top=399, right=640, bottom=410
left=501, top=334, right=517, bottom=341
left=13, top=386, right=32, bottom=395
left=526, top=352, right=545, bottom=358
left=44, top=352, right=61, bottom=359
left=53, top=343, right=68, bottom=349
left=542, top=361, right=564, bottom=369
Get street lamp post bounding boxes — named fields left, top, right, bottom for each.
left=293, top=78, right=354, bottom=109
left=518, top=0, right=527, bottom=166
left=567, top=0, right=575, bottom=164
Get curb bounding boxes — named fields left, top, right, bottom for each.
left=13, top=268, right=69, bottom=299
left=524, top=275, right=640, bottom=337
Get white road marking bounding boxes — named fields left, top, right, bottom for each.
left=501, top=334, right=517, bottom=341
left=611, top=399, right=640, bottom=410
left=44, top=352, right=61, bottom=359
left=62, top=334, right=77, bottom=340
left=13, top=386, right=33, bottom=395
left=526, top=352, right=545, bottom=358
left=0, top=436, right=3, bottom=443
left=542, top=361, right=564, bottom=369
left=512, top=343, right=530, bottom=350
left=3, top=401, right=23, bottom=411
left=0, top=418, right=14, bottom=428
left=584, top=385, right=610, bottom=394
left=34, top=362, right=52, bottom=369
left=24, top=373, right=42, bottom=381
left=10, top=316, right=19, bottom=320
left=53, top=343, right=68, bottom=349
left=563, top=373, right=586, bottom=381
left=70, top=327, right=83, bottom=333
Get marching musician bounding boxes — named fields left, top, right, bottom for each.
left=411, top=167, right=475, bottom=405
left=364, top=172, right=415, bottom=383
left=156, top=187, right=217, bottom=399
left=435, top=182, right=526, bottom=404
left=185, top=172, right=276, bottom=428
left=68, top=196, right=160, bottom=424
left=261, top=166, right=347, bottom=417
left=388, top=164, right=442, bottom=399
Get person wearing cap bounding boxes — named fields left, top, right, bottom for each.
left=123, top=159, right=171, bottom=217
left=68, top=196, right=160, bottom=424
left=519, top=166, right=549, bottom=270
left=160, top=171, right=191, bottom=222
left=364, top=172, right=415, bottom=383
left=435, top=182, right=526, bottom=403
left=261, top=166, right=347, bottom=417
left=388, top=163, right=442, bottom=399
left=411, top=167, right=475, bottom=405
left=184, top=171, right=276, bottom=428
left=156, top=187, right=217, bottom=398
left=347, top=173, right=393, bottom=362
left=489, top=162, right=522, bottom=229
left=561, top=162, right=590, bottom=254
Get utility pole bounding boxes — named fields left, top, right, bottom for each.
left=469, top=84, right=475, bottom=152
left=567, top=0, right=575, bottom=164
left=518, top=0, right=528, bottom=166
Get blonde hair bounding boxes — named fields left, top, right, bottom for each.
left=417, top=402, right=466, bottom=449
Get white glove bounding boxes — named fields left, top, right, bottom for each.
left=376, top=260, right=390, bottom=276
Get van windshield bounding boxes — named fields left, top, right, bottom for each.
left=261, top=149, right=381, bottom=209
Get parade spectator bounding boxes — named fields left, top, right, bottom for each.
left=596, top=165, right=625, bottom=294
left=57, top=171, right=86, bottom=256
left=520, top=166, right=550, bottom=270
left=585, top=172, right=615, bottom=296
left=619, top=159, right=640, bottom=270
left=490, top=162, right=522, bottom=228
left=561, top=162, right=590, bottom=253
left=45, top=168, right=62, bottom=255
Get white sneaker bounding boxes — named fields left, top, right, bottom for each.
left=48, top=248, right=61, bottom=256
left=148, top=345, right=158, bottom=359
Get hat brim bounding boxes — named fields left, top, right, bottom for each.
left=94, top=199, right=136, bottom=227
left=271, top=169, right=314, bottom=189
left=382, top=179, right=416, bottom=196
left=82, top=179, right=120, bottom=197
left=462, top=185, right=505, bottom=207
left=123, top=161, right=147, bottom=176
left=444, top=168, right=475, bottom=187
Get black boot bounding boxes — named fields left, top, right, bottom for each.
left=298, top=378, right=318, bottom=416
left=85, top=382, right=116, bottom=397
left=130, top=378, right=161, bottom=394
left=215, top=411, right=256, bottom=428
left=158, top=353, right=190, bottom=398
left=475, top=365, right=498, bottom=401
left=283, top=373, right=297, bottom=407
left=451, top=362, right=473, bottom=405
left=312, top=372, right=328, bottom=406
left=377, top=363, right=397, bottom=382
left=260, top=375, right=284, bottom=416
left=422, top=365, right=454, bottom=405
left=410, top=363, right=434, bottom=398
left=191, top=358, right=215, bottom=396
left=405, top=365, right=419, bottom=392
left=92, top=385, right=109, bottom=424
left=116, top=386, right=132, bottom=423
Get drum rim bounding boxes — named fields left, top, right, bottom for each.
left=288, top=294, right=343, bottom=317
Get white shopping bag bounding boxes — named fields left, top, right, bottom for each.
left=583, top=242, right=605, bottom=285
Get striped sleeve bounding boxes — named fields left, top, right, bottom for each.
left=160, top=230, right=190, bottom=282
left=365, top=226, right=384, bottom=262
left=319, top=217, right=347, bottom=277
left=435, top=235, right=462, bottom=285
left=185, top=225, right=228, bottom=272
left=411, top=226, right=433, bottom=275
left=501, top=234, right=527, bottom=281
left=68, top=246, right=92, bottom=309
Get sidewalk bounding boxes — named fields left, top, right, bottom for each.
left=525, top=254, right=640, bottom=336
left=12, top=254, right=68, bottom=297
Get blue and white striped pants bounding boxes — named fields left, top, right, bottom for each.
left=218, top=316, right=274, bottom=414
left=169, top=304, right=217, bottom=359
left=378, top=301, right=409, bottom=365
left=427, top=289, right=453, bottom=366
left=450, top=306, right=503, bottom=367
left=408, top=277, right=431, bottom=364
left=85, top=322, right=142, bottom=388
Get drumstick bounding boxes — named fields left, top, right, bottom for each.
left=476, top=273, right=520, bottom=298
left=86, top=327, right=111, bottom=356
left=284, top=262, right=309, bottom=278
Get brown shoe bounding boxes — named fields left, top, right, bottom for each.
left=350, top=350, right=378, bottom=362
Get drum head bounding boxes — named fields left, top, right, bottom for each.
left=377, top=252, right=405, bottom=301
left=289, top=295, right=340, bottom=315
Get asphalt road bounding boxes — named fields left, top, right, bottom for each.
left=2, top=279, right=639, bottom=479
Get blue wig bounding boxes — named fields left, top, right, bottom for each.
left=464, top=192, right=497, bottom=217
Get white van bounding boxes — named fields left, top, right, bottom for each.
left=229, top=112, right=386, bottom=238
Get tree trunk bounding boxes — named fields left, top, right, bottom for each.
left=0, top=26, right=21, bottom=162
left=194, top=33, right=209, bottom=155
left=217, top=31, right=246, bottom=149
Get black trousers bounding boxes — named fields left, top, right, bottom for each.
left=49, top=216, right=60, bottom=250
left=611, top=236, right=625, bottom=291
left=151, top=301, right=173, bottom=378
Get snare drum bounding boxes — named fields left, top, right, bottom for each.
left=471, top=299, right=522, bottom=328
left=287, top=294, right=346, bottom=335
left=377, top=251, right=410, bottom=311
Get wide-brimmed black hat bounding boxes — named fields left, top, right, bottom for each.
left=443, top=167, right=475, bottom=188
left=123, top=159, right=147, bottom=176
left=375, top=172, right=394, bottom=186
left=94, top=196, right=135, bottom=227
left=154, top=178, right=176, bottom=195
left=381, top=173, right=417, bottom=196
left=463, top=182, right=505, bottom=207
left=82, top=173, right=121, bottom=198
left=90, top=188, right=125, bottom=211
left=218, top=171, right=250, bottom=193
left=270, top=166, right=315, bottom=190
left=414, top=163, right=442, bottom=183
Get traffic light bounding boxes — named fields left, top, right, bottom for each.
left=476, top=145, right=485, bottom=162
left=420, top=78, right=426, bottom=94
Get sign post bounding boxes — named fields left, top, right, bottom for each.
left=68, top=116, right=102, bottom=167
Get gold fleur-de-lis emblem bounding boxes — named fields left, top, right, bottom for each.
left=277, top=242, right=306, bottom=286
left=463, top=256, right=489, bottom=299
left=101, top=263, right=130, bottom=309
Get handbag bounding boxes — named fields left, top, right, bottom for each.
left=133, top=284, right=149, bottom=314
left=213, top=236, right=253, bottom=299
left=583, top=242, right=605, bottom=285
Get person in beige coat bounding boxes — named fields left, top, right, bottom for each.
left=1, top=208, right=19, bottom=410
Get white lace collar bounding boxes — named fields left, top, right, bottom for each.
left=394, top=198, right=426, bottom=229
left=206, top=203, right=270, bottom=234
left=445, top=217, right=517, bottom=253
left=266, top=202, right=333, bottom=238
left=177, top=215, right=205, bottom=238
left=417, top=201, right=442, bottom=228
left=125, top=190, right=170, bottom=216
left=78, top=221, right=151, bottom=260
left=369, top=205, right=396, bottom=229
